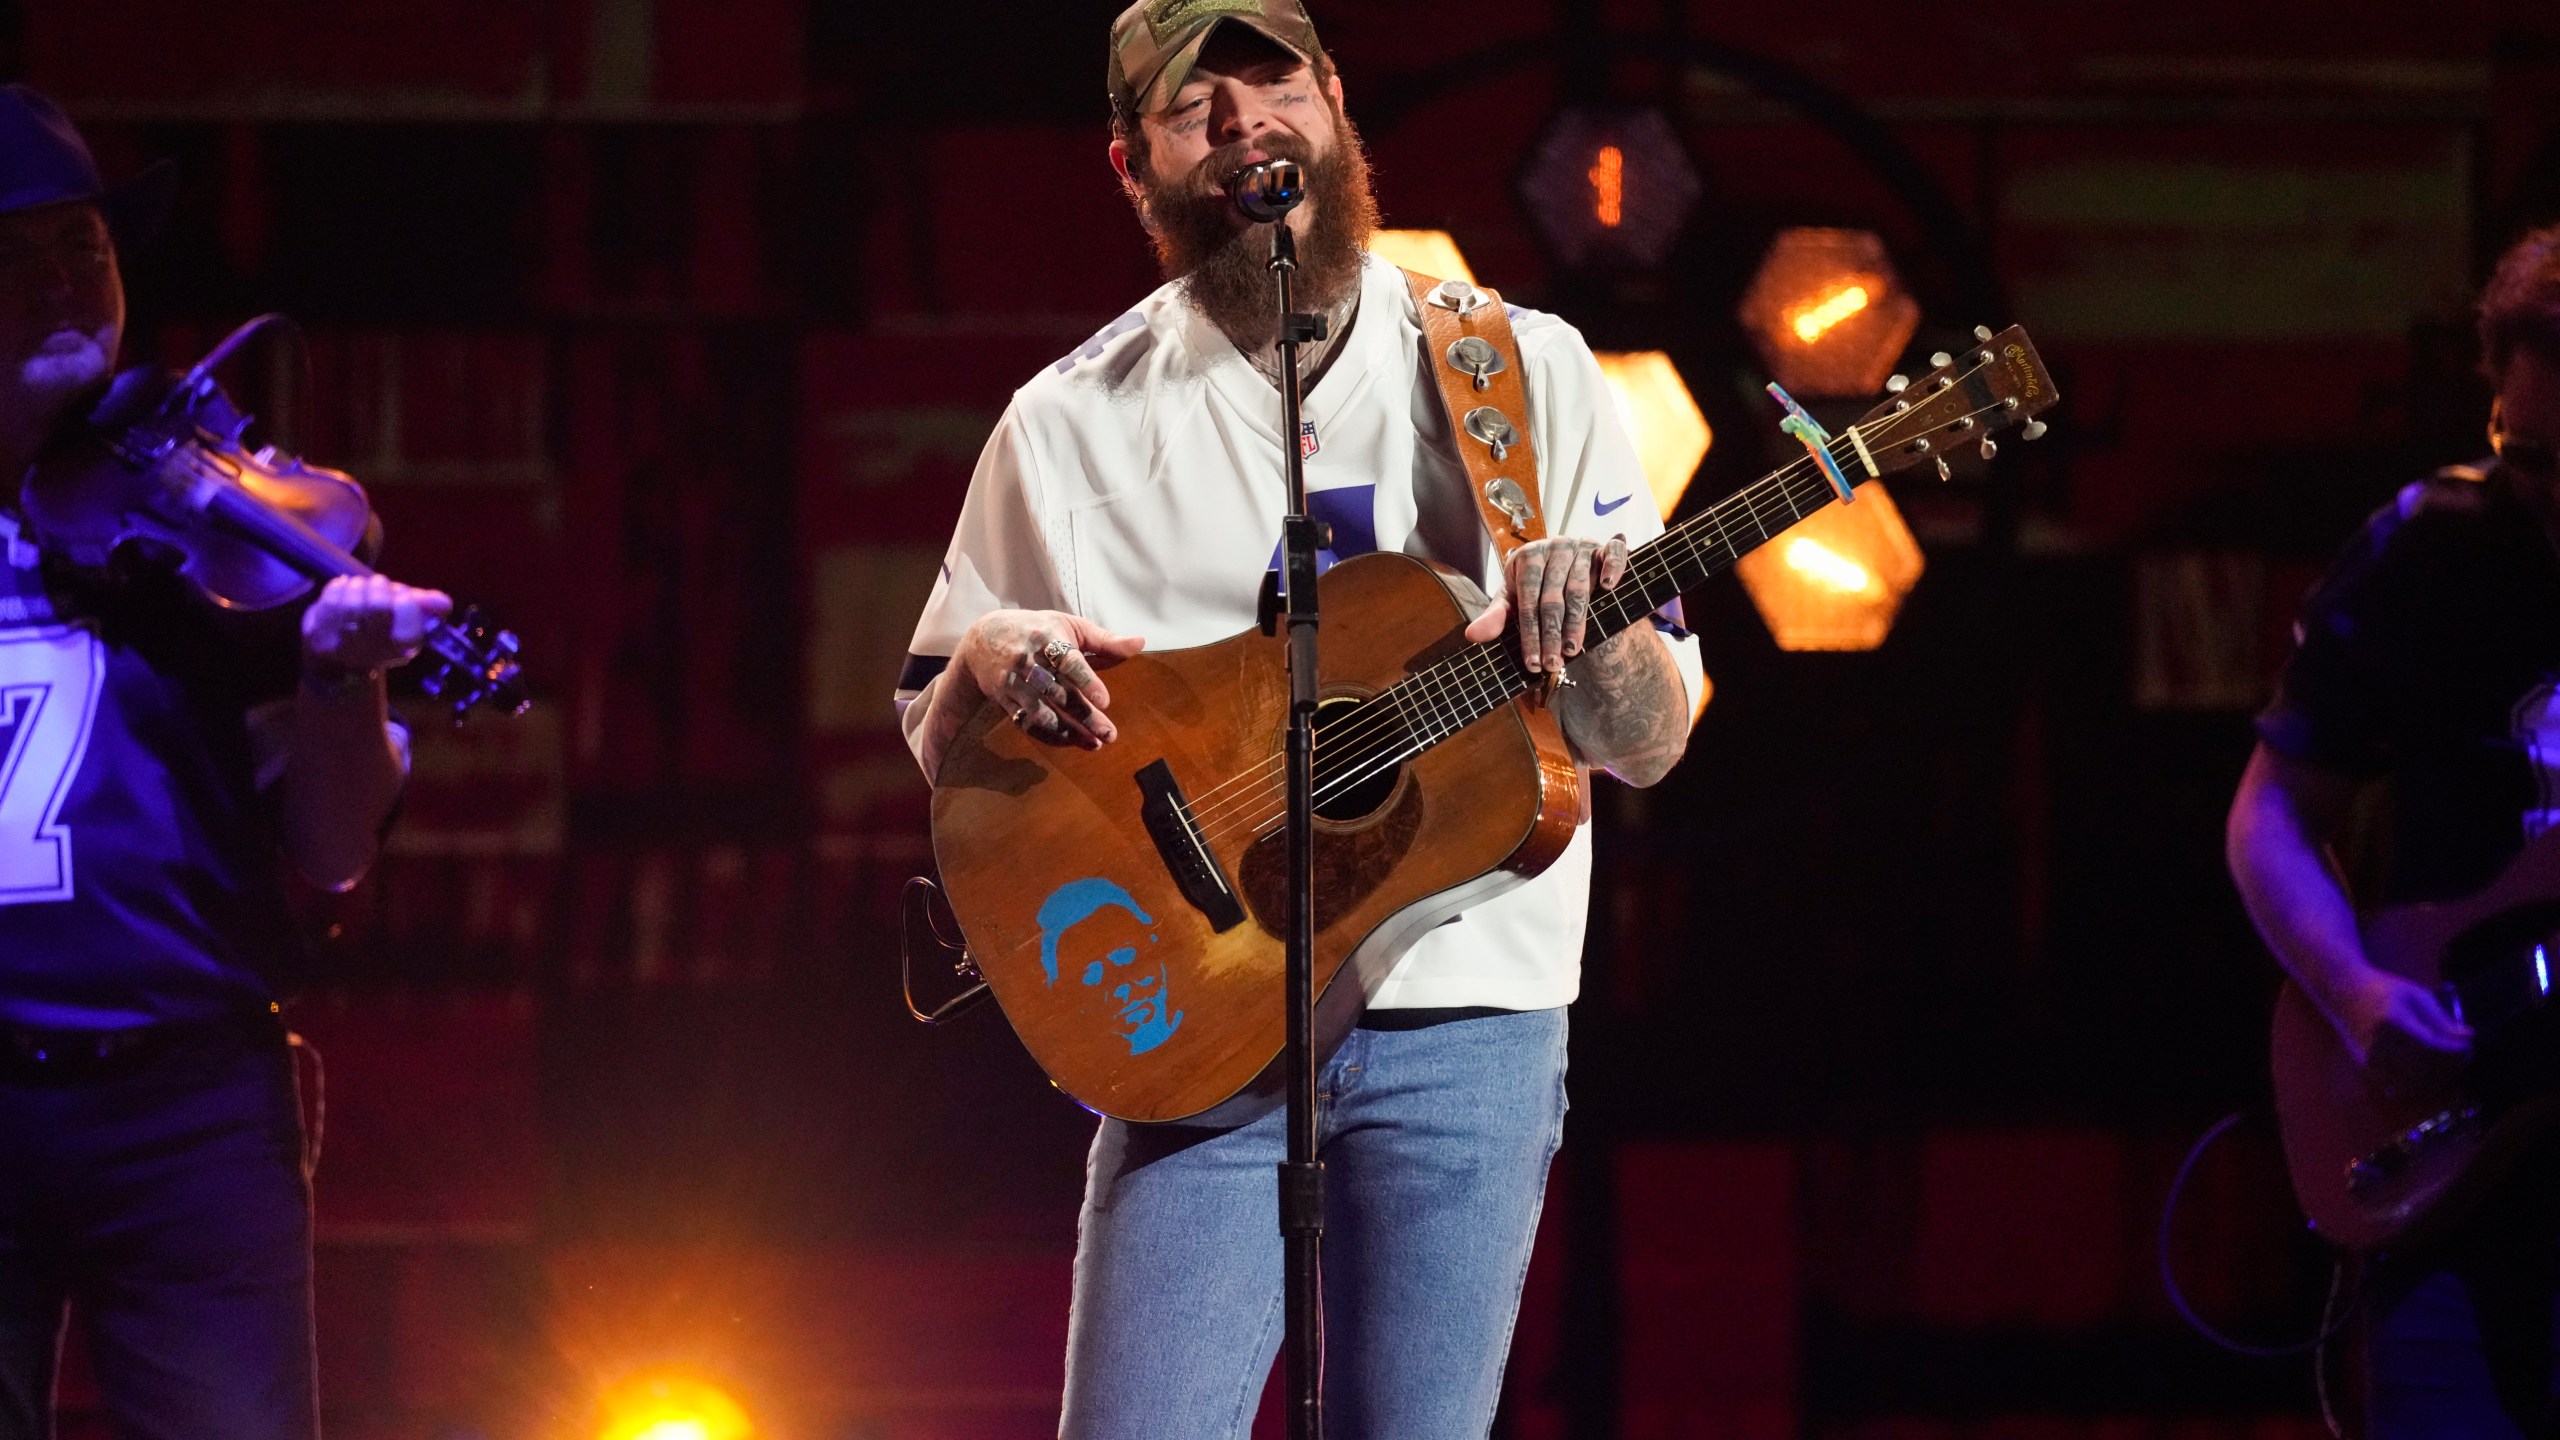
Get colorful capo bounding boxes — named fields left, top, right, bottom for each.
left=1765, top=381, right=1858, bottom=505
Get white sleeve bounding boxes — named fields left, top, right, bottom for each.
left=1522, top=326, right=1709, bottom=722
left=893, top=404, right=1070, bottom=773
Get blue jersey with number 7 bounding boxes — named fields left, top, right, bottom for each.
left=0, top=522, right=314, bottom=1030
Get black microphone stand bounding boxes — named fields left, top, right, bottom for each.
left=1251, top=168, right=1329, bottom=1440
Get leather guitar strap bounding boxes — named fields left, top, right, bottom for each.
left=1402, top=268, right=1547, bottom=562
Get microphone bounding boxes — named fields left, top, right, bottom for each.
left=1225, top=159, right=1306, bottom=223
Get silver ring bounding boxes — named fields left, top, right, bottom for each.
left=1040, top=637, right=1077, bottom=667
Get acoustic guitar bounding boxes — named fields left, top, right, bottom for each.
left=930, top=328, right=2059, bottom=1123
left=2273, top=824, right=2560, bottom=1250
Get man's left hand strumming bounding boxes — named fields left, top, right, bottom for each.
left=1463, top=533, right=1692, bottom=786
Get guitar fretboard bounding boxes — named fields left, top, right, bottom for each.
left=1316, top=456, right=1847, bottom=795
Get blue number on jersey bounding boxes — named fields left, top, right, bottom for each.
left=1267, top=484, right=1379, bottom=576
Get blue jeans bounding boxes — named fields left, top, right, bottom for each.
left=0, top=1029, right=316, bottom=1440
left=1060, top=1006, right=1569, bottom=1440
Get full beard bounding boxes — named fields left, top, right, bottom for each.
left=1136, top=117, right=1382, bottom=353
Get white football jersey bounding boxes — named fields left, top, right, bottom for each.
left=897, top=254, right=1705, bottom=1011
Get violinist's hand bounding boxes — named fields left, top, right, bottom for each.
left=300, top=575, right=454, bottom=677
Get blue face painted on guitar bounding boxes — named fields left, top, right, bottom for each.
left=1036, top=877, right=1184, bottom=1057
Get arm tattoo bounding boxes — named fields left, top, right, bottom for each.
left=1555, top=625, right=1691, bottom=787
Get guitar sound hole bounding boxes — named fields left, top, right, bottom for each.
left=1313, top=694, right=1403, bottom=822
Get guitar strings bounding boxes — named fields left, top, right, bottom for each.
left=1182, top=380, right=2012, bottom=848
left=1184, top=433, right=1901, bottom=847
left=1176, top=431, right=1854, bottom=837
left=1295, top=390, right=2020, bottom=813
left=1301, top=389, right=2020, bottom=810
left=1179, top=373, right=2018, bottom=848
left=1169, top=458, right=1823, bottom=834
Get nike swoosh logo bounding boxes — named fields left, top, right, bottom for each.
left=1594, top=494, right=1632, bottom=515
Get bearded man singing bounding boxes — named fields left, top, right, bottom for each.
left=892, top=3, right=1703, bottom=1435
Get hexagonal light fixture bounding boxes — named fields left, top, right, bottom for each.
left=1732, top=481, right=1925, bottom=651
left=1519, top=108, right=1700, bottom=270
left=1737, top=228, right=1921, bottom=397
left=1593, top=351, right=1711, bottom=518
left=1369, top=230, right=1477, bottom=284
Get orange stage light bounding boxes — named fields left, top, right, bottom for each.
left=1732, top=481, right=1925, bottom=651
left=595, top=1370, right=754, bottom=1440
left=1738, top=229, right=1921, bottom=398
left=1589, top=145, right=1625, bottom=228
left=1367, top=230, right=1477, bottom=285
left=1787, top=283, right=1872, bottom=344
left=1782, top=535, right=1875, bottom=594
left=1519, top=109, right=1698, bottom=269
left=1592, top=351, right=1711, bottom=518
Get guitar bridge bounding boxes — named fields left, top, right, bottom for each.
left=1136, top=759, right=1246, bottom=932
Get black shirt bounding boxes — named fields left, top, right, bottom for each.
left=2259, top=462, right=2560, bottom=904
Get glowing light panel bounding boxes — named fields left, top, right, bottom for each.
left=1518, top=108, right=1698, bottom=268
left=1788, top=284, right=1873, bottom=343
left=1733, top=482, right=1925, bottom=651
left=1593, top=351, right=1712, bottom=517
left=1738, top=229, right=1922, bottom=397
left=1589, top=145, right=1626, bottom=228
left=1367, top=230, right=1477, bottom=285
left=596, top=1371, right=753, bottom=1440
left=1783, top=537, right=1875, bottom=594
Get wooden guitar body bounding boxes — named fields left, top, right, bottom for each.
left=929, top=550, right=1581, bottom=1125
left=2272, top=827, right=2560, bottom=1250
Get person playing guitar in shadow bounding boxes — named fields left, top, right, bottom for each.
left=2230, top=222, right=2560, bottom=1436
left=0, top=87, right=450, bottom=1440
left=891, top=3, right=1704, bottom=1434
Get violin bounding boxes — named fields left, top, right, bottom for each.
left=20, top=315, right=526, bottom=718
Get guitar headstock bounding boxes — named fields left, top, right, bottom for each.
left=414, top=604, right=528, bottom=720
left=1848, top=325, right=2058, bottom=480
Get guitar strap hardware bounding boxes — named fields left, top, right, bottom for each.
left=1403, top=269, right=1547, bottom=562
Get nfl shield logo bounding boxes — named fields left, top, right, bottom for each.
left=1299, top=420, right=1321, bottom=460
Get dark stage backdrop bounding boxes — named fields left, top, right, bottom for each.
left=13, top=0, right=2560, bottom=1436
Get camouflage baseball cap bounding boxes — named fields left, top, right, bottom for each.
left=1108, top=0, right=1325, bottom=118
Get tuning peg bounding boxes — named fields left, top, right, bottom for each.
left=1979, top=437, right=1998, bottom=462
left=2021, top=419, right=2049, bottom=441
left=1973, top=325, right=1994, bottom=342
left=1885, top=374, right=1909, bottom=394
left=1935, top=456, right=1952, bottom=482
left=1929, top=351, right=1953, bottom=368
